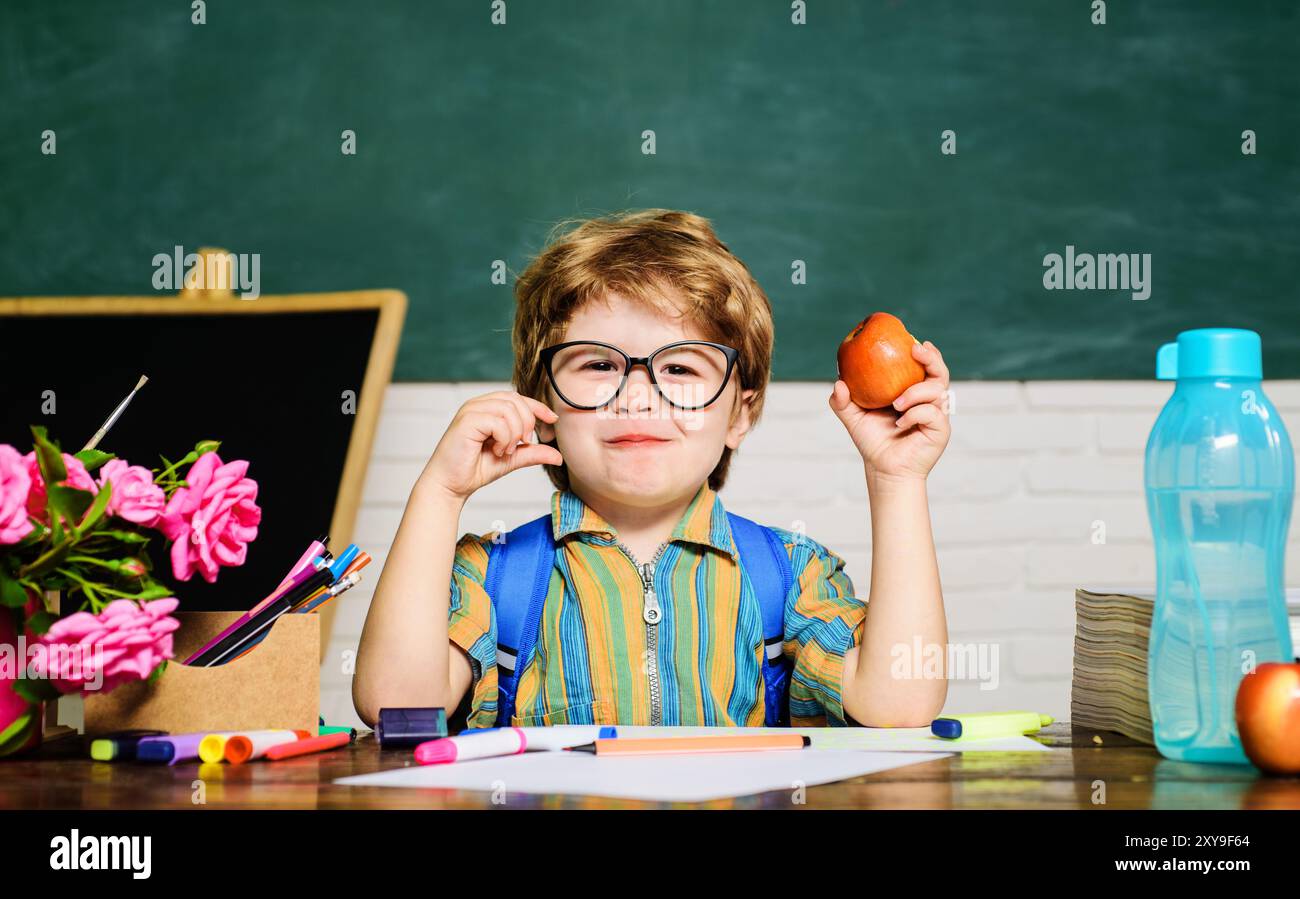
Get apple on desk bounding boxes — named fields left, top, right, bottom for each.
left=1236, top=661, right=1300, bottom=775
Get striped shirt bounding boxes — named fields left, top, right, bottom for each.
left=447, top=481, right=867, bottom=728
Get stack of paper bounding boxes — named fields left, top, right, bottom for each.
left=1071, top=586, right=1300, bottom=745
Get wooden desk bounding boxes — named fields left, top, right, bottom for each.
left=3, top=723, right=1297, bottom=810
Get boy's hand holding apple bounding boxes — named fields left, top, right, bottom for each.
left=829, top=312, right=951, bottom=483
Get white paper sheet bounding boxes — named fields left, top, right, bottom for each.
left=335, top=747, right=949, bottom=802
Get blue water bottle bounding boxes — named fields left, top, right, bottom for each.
left=1145, top=328, right=1294, bottom=763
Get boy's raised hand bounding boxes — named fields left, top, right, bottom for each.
left=421, top=390, right=564, bottom=502
left=828, top=340, right=951, bottom=481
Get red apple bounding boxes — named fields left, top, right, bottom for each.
left=837, top=312, right=926, bottom=409
left=1235, top=661, right=1300, bottom=774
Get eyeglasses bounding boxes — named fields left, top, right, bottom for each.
left=539, top=339, right=741, bottom=411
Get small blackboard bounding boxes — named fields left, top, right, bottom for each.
left=0, top=292, right=405, bottom=631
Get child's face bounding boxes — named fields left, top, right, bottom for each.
left=535, top=291, right=755, bottom=506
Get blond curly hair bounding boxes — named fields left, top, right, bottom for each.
left=512, top=209, right=775, bottom=492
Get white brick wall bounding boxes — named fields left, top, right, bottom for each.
left=320, top=380, right=1300, bottom=730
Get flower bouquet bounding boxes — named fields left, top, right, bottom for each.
left=0, top=425, right=260, bottom=756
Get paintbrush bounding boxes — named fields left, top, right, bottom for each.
left=82, top=375, right=149, bottom=452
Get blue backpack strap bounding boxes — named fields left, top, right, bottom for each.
left=726, top=512, right=795, bottom=727
left=483, top=514, right=556, bottom=728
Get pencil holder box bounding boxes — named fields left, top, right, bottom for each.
left=82, top=611, right=319, bottom=736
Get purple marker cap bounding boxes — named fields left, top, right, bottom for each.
left=376, top=708, right=447, bottom=748
left=136, top=732, right=211, bottom=766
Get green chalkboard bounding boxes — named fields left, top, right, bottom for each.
left=2, top=0, right=1297, bottom=380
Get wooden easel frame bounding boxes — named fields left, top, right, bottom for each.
left=0, top=290, right=407, bottom=666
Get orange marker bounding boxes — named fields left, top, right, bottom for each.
left=264, top=731, right=352, bottom=760
left=224, top=729, right=311, bottom=764
left=342, top=552, right=372, bottom=579
left=564, top=734, right=810, bottom=756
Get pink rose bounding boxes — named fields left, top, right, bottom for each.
left=0, top=444, right=34, bottom=545
left=27, top=597, right=180, bottom=695
left=96, top=459, right=166, bottom=527
left=22, top=450, right=97, bottom=521
left=157, top=452, right=261, bottom=583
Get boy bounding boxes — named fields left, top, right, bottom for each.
left=353, top=209, right=950, bottom=729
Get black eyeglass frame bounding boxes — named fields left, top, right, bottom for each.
left=538, top=339, right=743, bottom=411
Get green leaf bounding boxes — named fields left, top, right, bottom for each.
left=47, top=484, right=95, bottom=526
left=0, top=709, right=36, bottom=758
left=18, top=540, right=72, bottom=580
left=13, top=520, right=45, bottom=548
left=126, top=583, right=174, bottom=602
left=24, top=610, right=57, bottom=635
left=87, top=528, right=150, bottom=545
left=73, top=448, right=116, bottom=474
left=39, top=573, right=69, bottom=591
left=30, top=424, right=67, bottom=484
left=14, top=677, right=62, bottom=704
left=0, top=569, right=28, bottom=608
left=146, top=660, right=168, bottom=685
left=75, top=479, right=112, bottom=535
left=194, top=440, right=221, bottom=456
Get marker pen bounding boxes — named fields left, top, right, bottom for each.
left=220, top=573, right=360, bottom=662
left=137, top=732, right=240, bottom=766
left=278, top=536, right=329, bottom=589
left=458, top=725, right=617, bottom=751
left=183, top=560, right=331, bottom=664
left=294, top=571, right=362, bottom=614
left=264, top=731, right=351, bottom=761
left=930, top=711, right=1054, bottom=741
left=197, top=729, right=306, bottom=764
left=565, top=734, right=810, bottom=755
left=415, top=727, right=528, bottom=765
left=195, top=568, right=334, bottom=666
left=327, top=544, right=360, bottom=581
left=224, top=729, right=312, bottom=764
left=317, top=725, right=357, bottom=741
left=376, top=707, right=447, bottom=748
left=88, top=730, right=167, bottom=762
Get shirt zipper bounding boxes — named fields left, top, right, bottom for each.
left=615, top=539, right=670, bottom=726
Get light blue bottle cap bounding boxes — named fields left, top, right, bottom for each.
left=1155, top=328, right=1262, bottom=381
